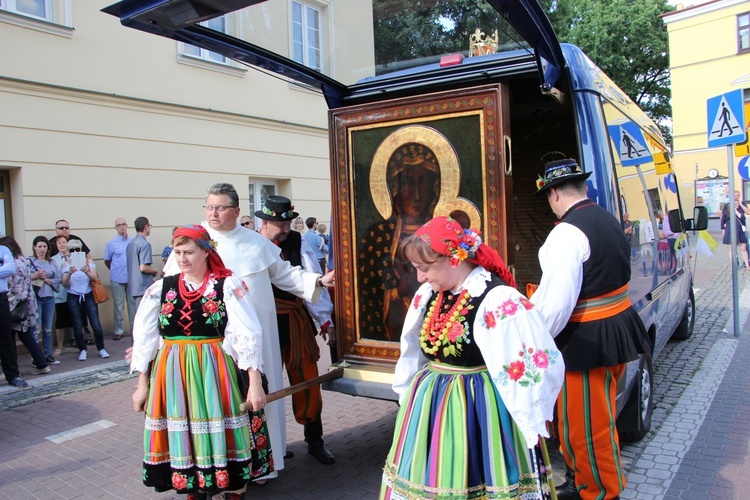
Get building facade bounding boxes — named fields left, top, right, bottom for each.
left=663, top=0, right=750, bottom=212
left=0, top=0, right=372, bottom=330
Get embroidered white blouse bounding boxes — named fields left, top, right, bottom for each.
left=129, top=274, right=264, bottom=375
left=393, top=266, right=565, bottom=448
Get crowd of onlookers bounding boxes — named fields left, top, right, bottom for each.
left=0, top=212, right=330, bottom=388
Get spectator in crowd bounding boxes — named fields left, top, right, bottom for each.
left=51, top=236, right=73, bottom=355
left=30, top=236, right=61, bottom=364
left=257, top=196, right=336, bottom=464
left=292, top=216, right=305, bottom=233
left=50, top=220, right=93, bottom=341
left=317, top=222, right=330, bottom=274
left=0, top=236, right=50, bottom=375
left=49, top=219, right=90, bottom=258
left=61, top=239, right=109, bottom=361
left=126, top=216, right=159, bottom=331
left=0, top=241, right=24, bottom=387
left=240, top=215, right=255, bottom=230
left=721, top=190, right=750, bottom=268
left=160, top=226, right=179, bottom=269
left=303, top=217, right=327, bottom=273
left=104, top=217, right=133, bottom=341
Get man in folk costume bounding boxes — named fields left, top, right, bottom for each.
left=530, top=159, right=650, bottom=500
left=163, top=183, right=334, bottom=479
left=257, top=196, right=336, bottom=464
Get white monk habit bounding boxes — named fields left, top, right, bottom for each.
left=164, top=222, right=321, bottom=477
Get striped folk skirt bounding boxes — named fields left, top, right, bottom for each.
left=380, top=363, right=553, bottom=500
left=142, top=337, right=273, bottom=494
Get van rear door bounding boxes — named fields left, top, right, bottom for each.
left=102, top=0, right=566, bottom=109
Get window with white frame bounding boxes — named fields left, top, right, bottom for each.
left=0, top=0, right=48, bottom=20
left=248, top=179, right=279, bottom=229
left=0, top=0, right=72, bottom=35
left=740, top=12, right=750, bottom=52
left=182, top=16, right=229, bottom=64
left=291, top=1, right=322, bottom=71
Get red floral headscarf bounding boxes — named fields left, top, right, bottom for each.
left=415, top=216, right=515, bottom=287
left=173, top=225, right=232, bottom=279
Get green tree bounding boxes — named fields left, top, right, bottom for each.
left=542, top=0, right=674, bottom=142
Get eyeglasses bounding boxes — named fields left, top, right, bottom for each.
left=204, top=205, right=237, bottom=213
left=241, top=221, right=252, bottom=227
left=147, top=224, right=153, bottom=228
left=56, top=226, right=70, bottom=230
left=115, top=223, right=127, bottom=227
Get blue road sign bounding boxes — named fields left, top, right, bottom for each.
left=739, top=156, right=750, bottom=181
left=607, top=122, right=653, bottom=166
left=707, top=90, right=746, bottom=147
left=663, top=173, right=677, bottom=193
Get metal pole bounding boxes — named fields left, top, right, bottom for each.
left=727, top=145, right=740, bottom=337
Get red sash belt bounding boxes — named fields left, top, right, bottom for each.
left=275, top=297, right=320, bottom=368
left=569, top=284, right=630, bottom=323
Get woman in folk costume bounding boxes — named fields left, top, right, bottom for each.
left=130, top=225, right=273, bottom=500
left=380, top=216, right=564, bottom=499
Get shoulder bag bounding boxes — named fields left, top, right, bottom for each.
left=28, top=258, right=43, bottom=297
left=10, top=298, right=29, bottom=323
left=86, top=258, right=109, bottom=304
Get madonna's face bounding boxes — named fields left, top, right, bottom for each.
left=396, top=165, right=437, bottom=220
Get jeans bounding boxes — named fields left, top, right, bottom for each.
left=66, top=293, right=105, bottom=351
left=14, top=329, right=47, bottom=369
left=36, top=295, right=55, bottom=357
left=0, top=292, right=20, bottom=381
left=110, top=282, right=135, bottom=335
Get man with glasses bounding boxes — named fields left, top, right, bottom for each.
left=162, top=183, right=334, bottom=479
left=126, top=217, right=159, bottom=335
left=104, top=218, right=134, bottom=341
left=240, top=215, right=255, bottom=230
left=49, top=219, right=90, bottom=258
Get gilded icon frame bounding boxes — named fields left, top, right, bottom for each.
left=330, top=84, right=511, bottom=365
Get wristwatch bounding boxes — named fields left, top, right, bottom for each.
left=316, top=276, right=323, bottom=288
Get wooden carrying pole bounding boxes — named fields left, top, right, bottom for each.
left=239, top=367, right=344, bottom=412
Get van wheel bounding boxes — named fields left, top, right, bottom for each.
left=617, top=354, right=653, bottom=443
left=672, top=289, right=695, bottom=340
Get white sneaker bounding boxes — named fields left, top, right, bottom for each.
left=78, top=350, right=87, bottom=361
left=99, top=349, right=110, bottom=359
left=32, top=366, right=51, bottom=375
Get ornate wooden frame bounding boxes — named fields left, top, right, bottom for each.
left=329, top=83, right=512, bottom=366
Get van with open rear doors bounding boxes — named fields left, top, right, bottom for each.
left=104, top=0, right=708, bottom=442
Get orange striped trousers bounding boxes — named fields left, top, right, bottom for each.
left=557, top=364, right=626, bottom=500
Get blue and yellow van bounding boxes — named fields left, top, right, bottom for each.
left=104, top=0, right=708, bottom=442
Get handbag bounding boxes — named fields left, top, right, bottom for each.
left=90, top=279, right=109, bottom=304
left=28, top=258, right=43, bottom=297
left=10, top=298, right=29, bottom=323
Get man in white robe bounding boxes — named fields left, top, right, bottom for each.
left=164, top=183, right=333, bottom=478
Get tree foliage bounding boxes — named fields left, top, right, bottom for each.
left=541, top=0, right=675, bottom=142
left=372, top=0, right=674, bottom=142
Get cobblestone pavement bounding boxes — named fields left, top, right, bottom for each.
left=0, top=226, right=747, bottom=499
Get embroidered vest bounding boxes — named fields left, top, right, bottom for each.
left=159, top=274, right=227, bottom=338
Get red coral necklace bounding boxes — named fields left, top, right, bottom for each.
left=420, top=289, right=471, bottom=355
left=179, top=272, right=210, bottom=307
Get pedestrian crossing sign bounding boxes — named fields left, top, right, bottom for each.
left=707, top=90, right=746, bottom=148
left=607, top=121, right=653, bottom=167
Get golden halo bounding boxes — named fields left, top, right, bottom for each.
left=369, top=124, right=481, bottom=228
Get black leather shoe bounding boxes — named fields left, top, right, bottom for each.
left=555, top=467, right=582, bottom=500
left=307, top=442, right=335, bottom=464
